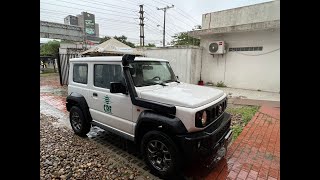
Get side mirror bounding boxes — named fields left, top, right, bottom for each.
left=110, top=82, right=127, bottom=94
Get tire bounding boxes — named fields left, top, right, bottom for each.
left=141, top=130, right=182, bottom=179
left=69, top=106, right=91, bottom=137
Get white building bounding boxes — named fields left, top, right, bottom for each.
left=189, top=0, right=280, bottom=92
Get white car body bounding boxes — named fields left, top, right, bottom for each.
left=68, top=56, right=226, bottom=139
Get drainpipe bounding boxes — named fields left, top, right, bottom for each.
left=198, top=47, right=204, bottom=85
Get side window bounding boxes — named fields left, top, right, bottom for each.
left=94, top=64, right=122, bottom=89
left=73, top=64, right=88, bottom=84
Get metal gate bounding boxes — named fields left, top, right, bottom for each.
left=57, top=53, right=79, bottom=85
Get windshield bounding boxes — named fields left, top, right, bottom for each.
left=130, top=61, right=176, bottom=87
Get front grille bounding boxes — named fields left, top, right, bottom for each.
left=201, top=120, right=231, bottom=150
left=205, top=117, right=224, bottom=133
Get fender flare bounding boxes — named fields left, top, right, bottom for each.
left=66, top=92, right=92, bottom=122
left=134, top=110, right=187, bottom=143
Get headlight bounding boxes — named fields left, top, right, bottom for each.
left=201, top=111, right=207, bottom=125
left=195, top=110, right=208, bottom=127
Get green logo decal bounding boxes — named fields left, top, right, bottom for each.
left=103, top=95, right=112, bottom=114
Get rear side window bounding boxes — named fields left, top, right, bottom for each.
left=94, top=64, right=122, bottom=89
left=73, top=64, right=88, bottom=84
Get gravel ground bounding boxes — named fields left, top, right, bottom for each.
left=230, top=113, right=242, bottom=127
left=40, top=113, right=150, bottom=180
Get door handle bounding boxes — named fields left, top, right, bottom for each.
left=93, top=92, right=98, bottom=97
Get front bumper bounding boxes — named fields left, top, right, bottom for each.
left=175, top=112, right=232, bottom=165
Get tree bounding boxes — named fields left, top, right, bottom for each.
left=100, top=35, right=135, bottom=48
left=60, top=40, right=75, bottom=44
left=40, top=40, right=60, bottom=57
left=171, top=32, right=200, bottom=46
left=114, top=35, right=135, bottom=48
left=192, top=25, right=202, bottom=30
left=100, top=36, right=111, bottom=43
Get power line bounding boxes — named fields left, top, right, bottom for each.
left=145, top=23, right=174, bottom=38
left=74, top=0, right=137, bottom=12
left=165, top=15, right=188, bottom=33
left=40, top=11, right=161, bottom=35
left=144, top=4, right=183, bottom=34
left=147, top=0, right=199, bottom=27
left=157, top=4, right=174, bottom=47
left=110, top=0, right=138, bottom=6
left=41, top=0, right=171, bottom=43
left=41, top=2, right=135, bottom=19
left=40, top=15, right=160, bottom=42
left=40, top=12, right=138, bottom=25
left=156, top=0, right=200, bottom=24
left=54, top=0, right=136, bottom=16
left=151, top=0, right=168, bottom=6
left=40, top=9, right=138, bottom=24
left=166, top=10, right=197, bottom=30
left=144, top=12, right=178, bottom=34
left=143, top=9, right=176, bottom=36
left=175, top=7, right=200, bottom=25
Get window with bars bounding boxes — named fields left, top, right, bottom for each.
left=229, top=46, right=263, bottom=52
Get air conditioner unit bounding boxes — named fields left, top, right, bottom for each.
left=208, top=41, right=225, bottom=54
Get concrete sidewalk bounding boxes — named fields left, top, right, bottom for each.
left=211, top=86, right=280, bottom=102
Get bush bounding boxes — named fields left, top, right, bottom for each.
left=227, top=106, right=259, bottom=140
left=216, top=81, right=227, bottom=87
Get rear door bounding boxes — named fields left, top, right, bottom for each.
left=88, top=62, right=134, bottom=137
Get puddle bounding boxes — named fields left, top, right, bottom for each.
left=40, top=100, right=71, bottom=129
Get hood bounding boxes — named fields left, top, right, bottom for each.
left=138, top=83, right=225, bottom=108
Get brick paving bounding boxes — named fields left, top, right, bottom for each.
left=40, top=74, right=280, bottom=180
left=197, top=106, right=280, bottom=180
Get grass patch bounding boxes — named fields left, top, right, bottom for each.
left=231, top=124, right=243, bottom=140
left=216, top=81, right=227, bottom=87
left=227, top=106, right=259, bottom=140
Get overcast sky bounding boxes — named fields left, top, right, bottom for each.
left=40, top=0, right=273, bottom=45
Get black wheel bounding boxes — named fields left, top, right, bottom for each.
left=141, top=130, right=181, bottom=178
left=69, top=106, right=91, bottom=137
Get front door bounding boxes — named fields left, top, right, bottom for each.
left=88, top=63, right=133, bottom=136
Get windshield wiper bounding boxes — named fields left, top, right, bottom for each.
left=155, top=82, right=168, bottom=86
left=141, top=81, right=167, bottom=86
left=164, top=79, right=180, bottom=83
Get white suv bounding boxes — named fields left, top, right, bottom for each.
left=66, top=54, right=232, bottom=178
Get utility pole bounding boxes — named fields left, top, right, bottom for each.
left=157, top=4, right=174, bottom=47
left=139, top=5, right=145, bottom=47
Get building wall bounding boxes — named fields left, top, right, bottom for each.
left=59, top=43, right=95, bottom=54
left=77, top=14, right=84, bottom=30
left=200, top=29, right=280, bottom=92
left=64, top=16, right=70, bottom=25
left=142, top=47, right=202, bottom=84
left=40, top=21, right=83, bottom=42
left=202, top=1, right=280, bottom=29
left=77, top=13, right=99, bottom=38
left=95, top=24, right=99, bottom=37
